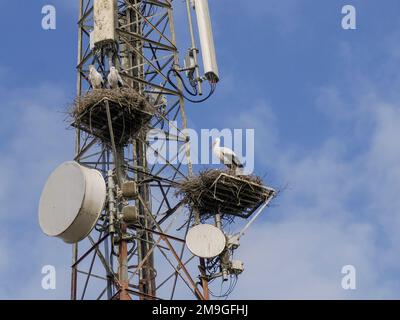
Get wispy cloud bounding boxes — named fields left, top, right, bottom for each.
left=2, top=0, right=400, bottom=300
left=225, top=65, right=400, bottom=299
left=0, top=83, right=75, bottom=222
left=0, top=70, right=75, bottom=299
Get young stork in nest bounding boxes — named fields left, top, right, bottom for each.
left=213, top=137, right=244, bottom=175
left=107, top=66, right=124, bottom=89
left=88, top=65, right=104, bottom=89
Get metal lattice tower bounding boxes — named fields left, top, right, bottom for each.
left=71, top=0, right=210, bottom=300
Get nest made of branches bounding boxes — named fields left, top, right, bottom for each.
left=69, top=88, right=155, bottom=145
left=176, top=169, right=275, bottom=219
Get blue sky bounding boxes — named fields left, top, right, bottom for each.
left=1, top=0, right=400, bottom=299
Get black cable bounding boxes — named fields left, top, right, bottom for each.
left=168, top=69, right=197, bottom=96
left=174, top=69, right=198, bottom=96
left=167, top=69, right=217, bottom=103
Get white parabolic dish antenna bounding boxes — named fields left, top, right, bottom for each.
left=38, top=161, right=106, bottom=243
left=186, top=224, right=226, bottom=259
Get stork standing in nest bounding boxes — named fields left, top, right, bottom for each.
left=213, top=138, right=244, bottom=175
left=88, top=65, right=104, bottom=89
left=107, top=66, right=124, bottom=89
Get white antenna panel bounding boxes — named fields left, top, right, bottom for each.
left=38, top=161, right=106, bottom=244
left=93, top=0, right=117, bottom=46
left=186, top=224, right=226, bottom=258
left=194, top=0, right=219, bottom=82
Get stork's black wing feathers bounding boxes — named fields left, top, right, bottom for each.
left=232, top=157, right=244, bottom=168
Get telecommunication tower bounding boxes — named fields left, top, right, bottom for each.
left=38, top=0, right=275, bottom=300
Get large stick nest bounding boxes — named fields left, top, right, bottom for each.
left=70, top=88, right=155, bottom=145
left=176, top=169, right=275, bottom=219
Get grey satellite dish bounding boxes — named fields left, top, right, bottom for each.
left=186, top=224, right=226, bottom=259
left=38, top=161, right=106, bottom=244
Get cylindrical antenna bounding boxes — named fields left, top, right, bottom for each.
left=185, top=0, right=203, bottom=95
left=193, top=0, right=219, bottom=83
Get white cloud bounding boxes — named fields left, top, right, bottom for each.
left=221, top=78, right=400, bottom=299
left=0, top=83, right=75, bottom=223
left=0, top=77, right=76, bottom=299
left=231, top=219, right=381, bottom=299
left=0, top=235, right=71, bottom=300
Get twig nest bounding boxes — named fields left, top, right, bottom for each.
left=70, top=88, right=155, bottom=145
left=176, top=169, right=275, bottom=219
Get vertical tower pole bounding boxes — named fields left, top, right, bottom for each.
left=72, top=0, right=209, bottom=300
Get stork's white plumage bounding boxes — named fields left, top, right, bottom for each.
left=213, top=138, right=244, bottom=172
left=88, top=65, right=104, bottom=89
left=107, top=66, right=124, bottom=89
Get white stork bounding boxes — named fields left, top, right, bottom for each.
left=88, top=65, right=104, bottom=89
left=107, top=66, right=124, bottom=89
left=212, top=138, right=244, bottom=174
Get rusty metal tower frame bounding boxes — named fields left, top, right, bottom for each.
left=71, top=0, right=209, bottom=300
